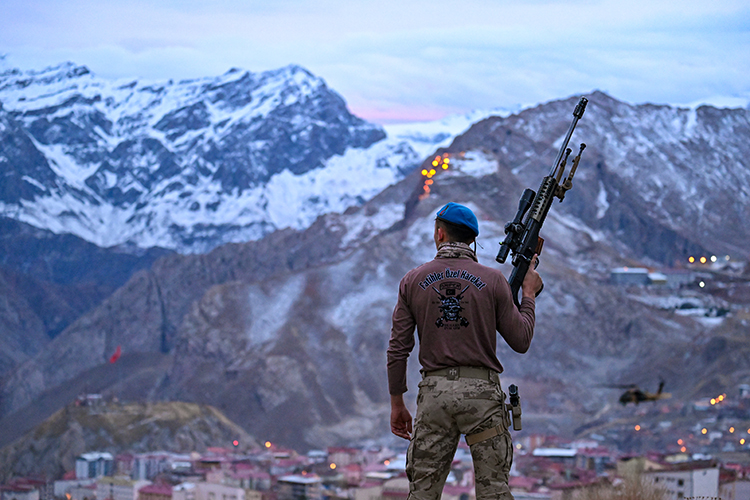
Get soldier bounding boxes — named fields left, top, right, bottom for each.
left=387, top=202, right=542, bottom=500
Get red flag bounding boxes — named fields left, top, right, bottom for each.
left=109, top=345, right=122, bottom=364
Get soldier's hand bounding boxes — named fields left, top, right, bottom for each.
left=522, top=254, right=543, bottom=298
left=390, top=395, right=413, bottom=440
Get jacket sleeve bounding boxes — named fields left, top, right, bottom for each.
left=494, top=276, right=535, bottom=353
left=387, top=276, right=416, bottom=395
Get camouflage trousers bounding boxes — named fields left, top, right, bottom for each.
left=406, top=375, right=514, bottom=500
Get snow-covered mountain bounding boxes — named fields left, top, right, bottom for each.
left=0, top=62, right=424, bottom=253
left=449, top=92, right=750, bottom=261
left=382, top=107, right=519, bottom=158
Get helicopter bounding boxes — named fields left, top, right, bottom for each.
left=605, top=380, right=672, bottom=405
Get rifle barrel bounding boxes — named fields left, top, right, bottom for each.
left=548, top=97, right=588, bottom=177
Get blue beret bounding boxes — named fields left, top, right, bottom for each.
left=435, top=202, right=479, bottom=237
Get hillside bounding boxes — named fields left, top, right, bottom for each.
left=0, top=399, right=257, bottom=481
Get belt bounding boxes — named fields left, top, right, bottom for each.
left=423, top=366, right=499, bottom=383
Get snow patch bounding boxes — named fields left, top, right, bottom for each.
left=21, top=176, right=47, bottom=191
left=443, top=151, right=498, bottom=178
left=327, top=280, right=396, bottom=340
left=339, top=203, right=405, bottom=247
left=596, top=180, right=609, bottom=219
left=245, top=275, right=305, bottom=346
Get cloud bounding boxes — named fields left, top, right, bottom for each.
left=1, top=0, right=749, bottom=122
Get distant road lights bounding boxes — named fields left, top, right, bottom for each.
left=710, top=255, right=717, bottom=262
left=634, top=425, right=641, bottom=431
left=725, top=255, right=731, bottom=261
left=700, top=256, right=707, bottom=264
left=264, top=441, right=272, bottom=448
left=730, top=427, right=735, bottom=433
left=688, top=256, right=695, bottom=263
left=330, top=463, right=337, bottom=470
left=701, top=428, right=708, bottom=435
left=699, top=281, right=706, bottom=288
left=710, top=398, right=716, bottom=405
left=742, top=438, right=747, bottom=445
left=680, top=446, right=687, bottom=453
left=677, top=439, right=684, bottom=445
left=420, top=154, right=452, bottom=200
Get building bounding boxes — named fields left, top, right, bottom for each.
left=115, top=454, right=136, bottom=477
left=0, top=483, right=41, bottom=500
left=326, top=448, right=361, bottom=468
left=53, top=479, right=96, bottom=500
left=351, top=483, right=382, bottom=500
left=190, top=482, right=245, bottom=500
left=66, top=484, right=97, bottom=500
left=616, top=454, right=666, bottom=477
left=96, top=478, right=151, bottom=500
left=642, top=466, right=719, bottom=500
left=138, top=484, right=172, bottom=500
left=76, top=452, right=114, bottom=479
left=531, top=448, right=577, bottom=463
left=660, top=269, right=694, bottom=288
left=269, top=457, right=306, bottom=477
left=276, top=475, right=322, bottom=500
left=341, top=464, right=363, bottom=486
left=0, top=479, right=52, bottom=500
left=720, top=479, right=750, bottom=500
left=133, top=452, right=192, bottom=480
left=381, top=477, right=409, bottom=500
left=212, top=467, right=271, bottom=492
left=171, top=484, right=196, bottom=500
left=610, top=267, right=649, bottom=285
left=574, top=447, right=615, bottom=474
left=1, top=486, right=39, bottom=500
left=75, top=394, right=104, bottom=408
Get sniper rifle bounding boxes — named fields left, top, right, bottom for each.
left=496, top=96, right=588, bottom=307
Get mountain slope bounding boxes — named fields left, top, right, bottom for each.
left=0, top=217, right=170, bottom=379
left=0, top=399, right=257, bottom=481
left=449, top=92, right=750, bottom=260
left=1, top=92, right=748, bottom=453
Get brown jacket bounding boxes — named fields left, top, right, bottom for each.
left=387, top=245, right=535, bottom=395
